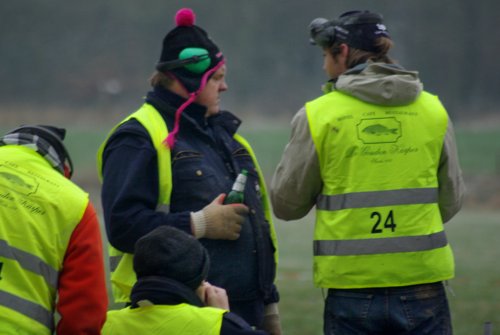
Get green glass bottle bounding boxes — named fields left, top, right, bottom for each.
left=224, top=169, right=248, bottom=204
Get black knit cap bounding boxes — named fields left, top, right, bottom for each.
left=156, top=8, right=226, bottom=149
left=133, top=226, right=210, bottom=290
left=156, top=8, right=224, bottom=93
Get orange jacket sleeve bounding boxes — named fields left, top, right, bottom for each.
left=56, top=201, right=108, bottom=334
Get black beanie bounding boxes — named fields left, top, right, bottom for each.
left=133, top=226, right=210, bottom=290
left=156, top=8, right=224, bottom=94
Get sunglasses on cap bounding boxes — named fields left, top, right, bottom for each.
left=309, top=10, right=387, bottom=49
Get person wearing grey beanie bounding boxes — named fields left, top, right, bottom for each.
left=102, top=226, right=269, bottom=335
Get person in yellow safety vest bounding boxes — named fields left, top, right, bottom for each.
left=97, top=7, right=280, bottom=334
left=103, top=225, right=269, bottom=335
left=271, top=10, right=465, bottom=335
left=0, top=125, right=108, bottom=334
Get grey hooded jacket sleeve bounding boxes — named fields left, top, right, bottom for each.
left=270, top=107, right=321, bottom=220
left=438, top=120, right=466, bottom=222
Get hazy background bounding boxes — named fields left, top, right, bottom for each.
left=1, top=1, right=499, bottom=334
left=2, top=0, right=500, bottom=123
left=2, top=0, right=498, bottom=215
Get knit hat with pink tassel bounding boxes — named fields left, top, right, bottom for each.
left=155, top=8, right=225, bottom=148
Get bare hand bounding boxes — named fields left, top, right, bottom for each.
left=202, top=282, right=229, bottom=310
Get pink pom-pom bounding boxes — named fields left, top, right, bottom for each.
left=175, top=8, right=195, bottom=27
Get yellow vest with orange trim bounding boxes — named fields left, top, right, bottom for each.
left=0, top=146, right=88, bottom=333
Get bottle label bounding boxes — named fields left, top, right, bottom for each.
left=232, top=175, right=247, bottom=192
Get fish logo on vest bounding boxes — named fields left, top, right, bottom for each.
left=357, top=117, right=401, bottom=144
left=0, top=166, right=38, bottom=196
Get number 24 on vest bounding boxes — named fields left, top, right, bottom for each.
left=371, top=210, right=396, bottom=233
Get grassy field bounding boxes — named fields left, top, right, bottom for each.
left=3, top=121, right=497, bottom=334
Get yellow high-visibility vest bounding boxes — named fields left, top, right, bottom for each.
left=0, top=146, right=88, bottom=334
left=306, top=90, right=454, bottom=288
left=102, top=303, right=225, bottom=335
left=97, top=103, right=278, bottom=303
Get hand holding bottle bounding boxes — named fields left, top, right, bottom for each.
left=224, top=169, right=248, bottom=204
left=191, top=194, right=248, bottom=240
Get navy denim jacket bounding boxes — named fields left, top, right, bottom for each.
left=101, top=86, right=278, bottom=303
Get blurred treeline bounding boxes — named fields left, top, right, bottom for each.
left=1, top=0, right=498, bottom=122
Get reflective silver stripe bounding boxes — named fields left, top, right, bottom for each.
left=314, top=231, right=447, bottom=256
left=109, top=255, right=122, bottom=272
left=0, top=290, right=54, bottom=331
left=0, top=239, right=58, bottom=289
left=316, top=188, right=438, bottom=211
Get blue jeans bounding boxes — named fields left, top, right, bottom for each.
left=323, top=282, right=452, bottom=335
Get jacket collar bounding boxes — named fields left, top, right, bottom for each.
left=146, top=85, right=242, bottom=137
left=146, top=86, right=208, bottom=127
left=130, top=276, right=204, bottom=308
